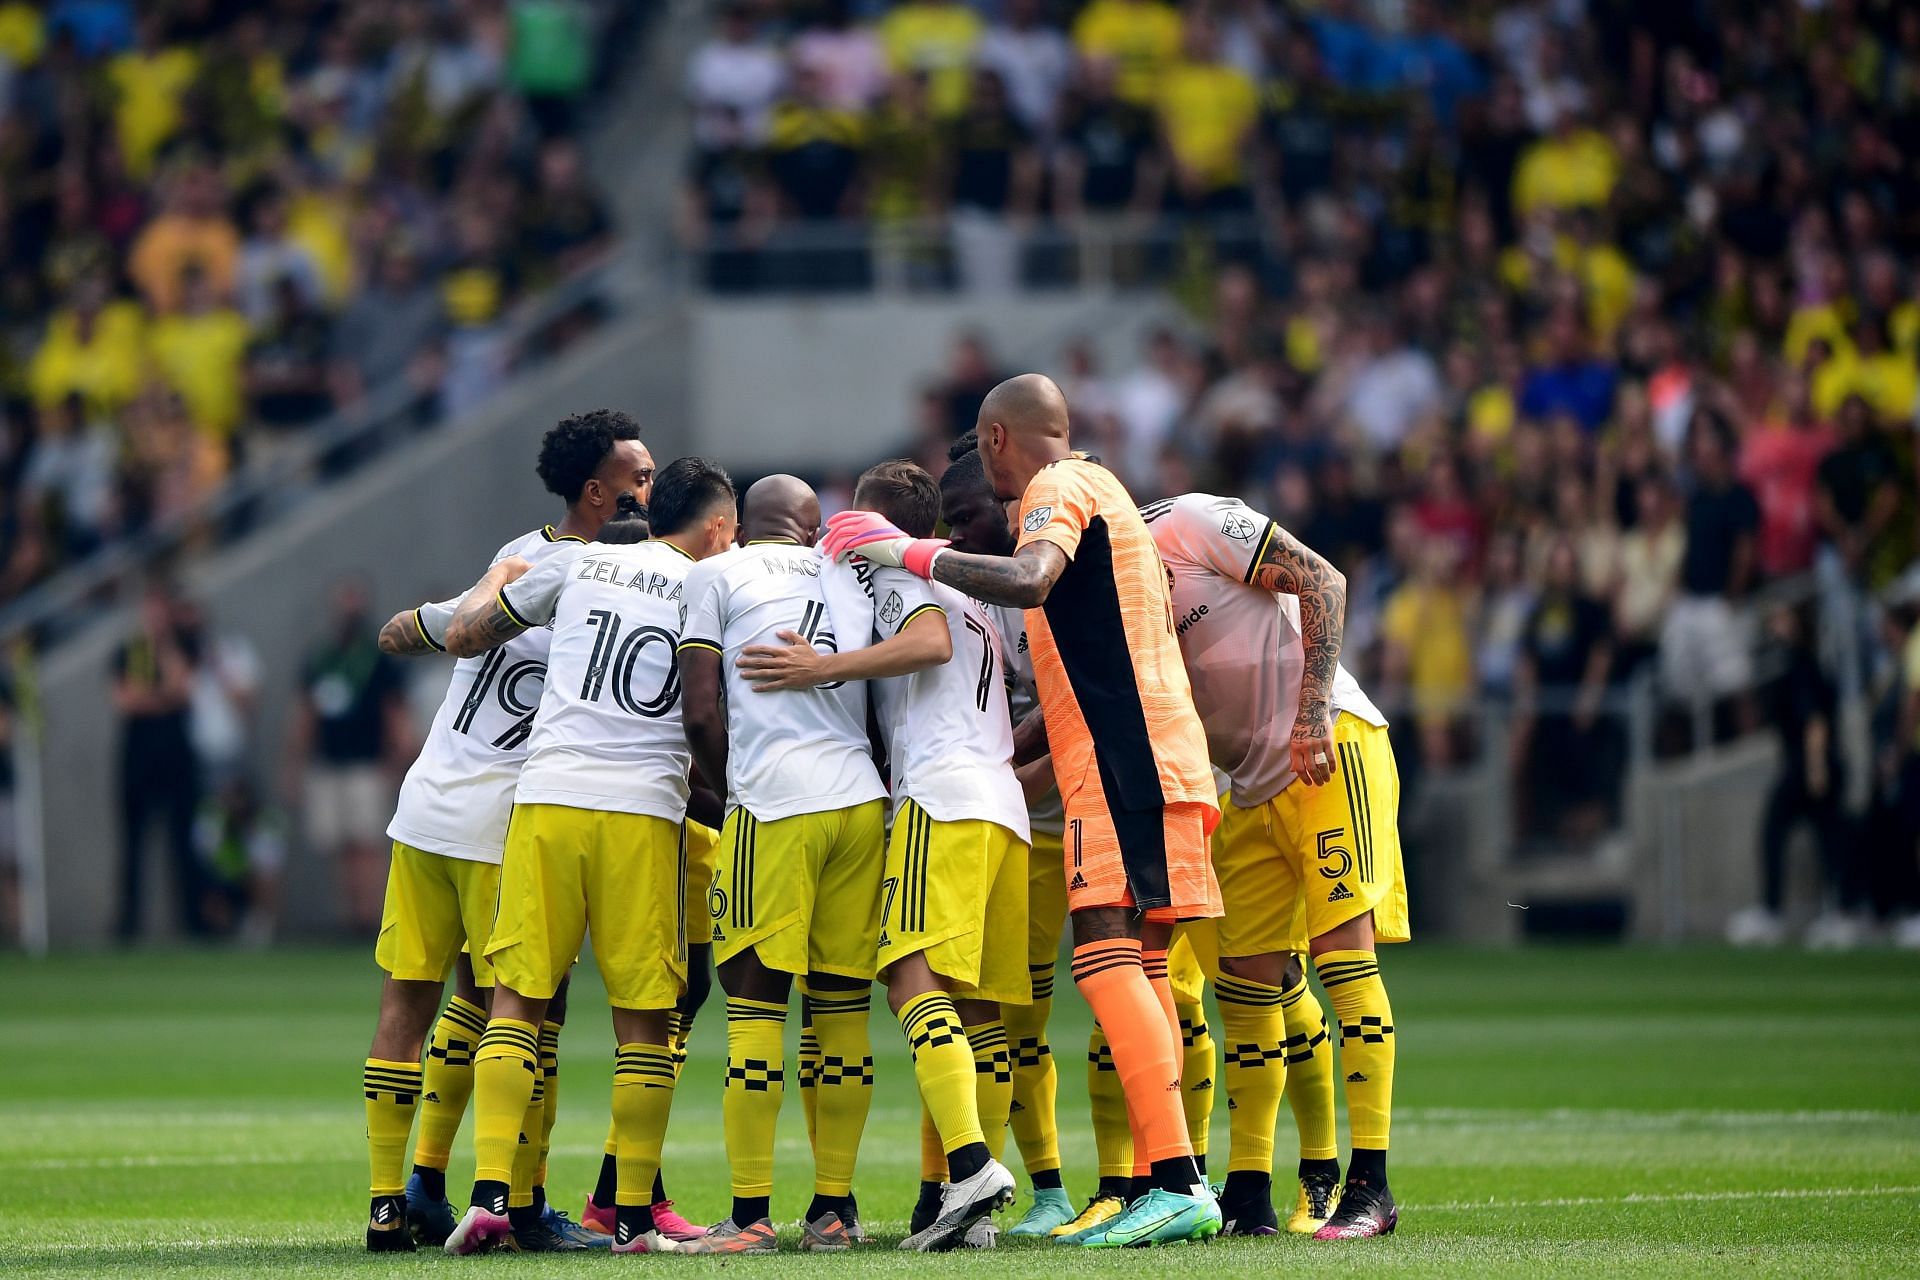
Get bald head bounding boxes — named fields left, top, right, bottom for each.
left=975, top=373, right=1072, bottom=502
left=741, top=473, right=822, bottom=545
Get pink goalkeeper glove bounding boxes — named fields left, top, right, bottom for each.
left=822, top=510, right=948, bottom=578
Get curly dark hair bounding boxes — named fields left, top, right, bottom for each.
left=536, top=409, right=641, bottom=503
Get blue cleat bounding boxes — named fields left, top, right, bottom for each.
left=404, top=1172, right=457, bottom=1247
left=1009, top=1186, right=1078, bottom=1237
left=1078, top=1187, right=1223, bottom=1248
left=542, top=1202, right=611, bottom=1249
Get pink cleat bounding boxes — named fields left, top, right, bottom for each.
left=443, top=1204, right=512, bottom=1255
left=579, top=1197, right=616, bottom=1238
left=649, top=1200, right=707, bottom=1243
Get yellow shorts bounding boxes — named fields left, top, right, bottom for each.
left=1257, top=714, right=1410, bottom=946
left=1167, top=921, right=1215, bottom=1002
left=376, top=842, right=501, bottom=986
left=1211, top=789, right=1311, bottom=959
left=1025, top=828, right=1068, bottom=969
left=710, top=801, right=886, bottom=980
left=878, top=800, right=1030, bottom=1005
left=685, top=820, right=721, bottom=948
left=485, top=804, right=687, bottom=1008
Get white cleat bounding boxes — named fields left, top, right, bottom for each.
left=898, top=1158, right=1016, bottom=1252
left=961, top=1219, right=998, bottom=1248
left=443, top=1204, right=512, bottom=1256
left=612, top=1228, right=682, bottom=1254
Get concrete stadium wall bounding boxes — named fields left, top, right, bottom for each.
left=692, top=294, right=1174, bottom=471
left=36, top=314, right=692, bottom=946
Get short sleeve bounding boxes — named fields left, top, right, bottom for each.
left=1015, top=462, right=1099, bottom=561
left=1154, top=493, right=1276, bottom=584
left=497, top=551, right=576, bottom=629
left=678, top=560, right=727, bottom=654
left=871, top=565, right=944, bottom=636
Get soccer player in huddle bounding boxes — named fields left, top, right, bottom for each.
left=737, top=460, right=1032, bottom=1251
left=1145, top=490, right=1408, bottom=1240
left=434, top=457, right=741, bottom=1256
left=362, top=409, right=653, bottom=1252
left=675, top=476, right=890, bottom=1254
left=937, top=442, right=1221, bottom=1243
left=827, top=374, right=1224, bottom=1247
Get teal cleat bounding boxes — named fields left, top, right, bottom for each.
left=1008, top=1187, right=1078, bottom=1238
left=1078, top=1188, right=1223, bottom=1248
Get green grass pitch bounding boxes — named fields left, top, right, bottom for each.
left=3, top=945, right=1917, bottom=1277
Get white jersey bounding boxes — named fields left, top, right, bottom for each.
left=1143, top=493, right=1385, bottom=808
left=680, top=542, right=886, bottom=822
left=497, top=538, right=697, bottom=821
left=387, top=525, right=581, bottom=864
left=989, top=603, right=1064, bottom=837
left=869, top=568, right=1029, bottom=843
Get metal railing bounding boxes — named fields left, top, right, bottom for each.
left=678, top=212, right=1274, bottom=296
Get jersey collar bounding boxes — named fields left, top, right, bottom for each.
left=542, top=523, right=587, bottom=544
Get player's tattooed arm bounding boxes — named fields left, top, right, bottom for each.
left=1249, top=524, right=1347, bottom=786
left=1010, top=707, right=1048, bottom=766
left=929, top=541, right=1068, bottom=609
left=378, top=609, right=435, bottom=656
left=442, top=557, right=535, bottom=658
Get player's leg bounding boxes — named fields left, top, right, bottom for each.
left=1004, top=828, right=1074, bottom=1236
left=445, top=806, right=581, bottom=1254
left=682, top=806, right=812, bottom=1254
left=407, top=954, right=488, bottom=1243
left=1278, top=955, right=1341, bottom=1233
left=364, top=842, right=471, bottom=1251
left=1167, top=926, right=1216, bottom=1177
left=646, top=943, right=712, bottom=1241
left=586, top=811, right=690, bottom=1255
left=796, top=801, right=887, bottom=1249
left=1050, top=1023, right=1133, bottom=1241
left=1300, top=717, right=1409, bottom=1241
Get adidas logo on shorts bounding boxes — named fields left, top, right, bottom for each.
left=1069, top=872, right=1088, bottom=890
left=1327, top=883, right=1354, bottom=903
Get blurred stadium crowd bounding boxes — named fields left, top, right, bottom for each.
left=685, top=0, right=1920, bottom=942
left=0, top=0, right=619, bottom=607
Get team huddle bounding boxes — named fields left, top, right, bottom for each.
left=362, top=374, right=1407, bottom=1256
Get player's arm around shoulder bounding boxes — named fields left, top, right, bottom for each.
left=737, top=569, right=954, bottom=692
left=441, top=555, right=542, bottom=658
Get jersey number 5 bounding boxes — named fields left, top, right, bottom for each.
left=1314, top=828, right=1353, bottom=880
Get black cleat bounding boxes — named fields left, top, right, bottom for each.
left=367, top=1195, right=416, bottom=1252
left=506, top=1220, right=592, bottom=1252
left=1217, top=1184, right=1280, bottom=1236
left=1313, top=1176, right=1396, bottom=1239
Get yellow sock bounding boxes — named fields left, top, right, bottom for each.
left=472, top=1019, right=541, bottom=1186
left=1280, top=971, right=1338, bottom=1160
left=413, top=995, right=486, bottom=1172
left=1086, top=1026, right=1133, bottom=1179
left=721, top=997, right=786, bottom=1197
left=1003, top=966, right=1059, bottom=1176
left=668, top=1010, right=692, bottom=1079
left=796, top=988, right=821, bottom=1150
left=509, top=1072, right=547, bottom=1208
left=920, top=1104, right=946, bottom=1180
left=536, top=1022, right=561, bottom=1188
left=1214, top=973, right=1288, bottom=1173
left=363, top=1058, right=422, bottom=1197
left=808, top=986, right=874, bottom=1195
left=1177, top=1000, right=1214, bottom=1163
left=900, top=991, right=982, bottom=1154
left=1318, top=951, right=1395, bottom=1152
left=612, top=1042, right=678, bottom=1206
left=964, top=1019, right=1013, bottom=1162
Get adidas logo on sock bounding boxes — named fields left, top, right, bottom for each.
left=1327, top=883, right=1354, bottom=902
left=1192, top=1077, right=1213, bottom=1091
left=1009, top=1100, right=1025, bottom=1113
left=424, top=1092, right=440, bottom=1103
left=1228, top=1098, right=1238, bottom=1110
left=1069, top=872, right=1088, bottom=890
left=1346, top=1071, right=1368, bottom=1083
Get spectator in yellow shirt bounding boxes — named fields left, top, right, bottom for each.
left=28, top=273, right=147, bottom=414
left=1511, top=109, right=1620, bottom=217
left=148, top=268, right=252, bottom=444
left=107, top=16, right=200, bottom=178
left=129, top=165, right=241, bottom=315
left=1157, top=15, right=1260, bottom=210
left=1381, top=535, right=1475, bottom=767
left=879, top=0, right=983, bottom=119
left=0, top=0, right=46, bottom=68
left=1072, top=0, right=1182, bottom=106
